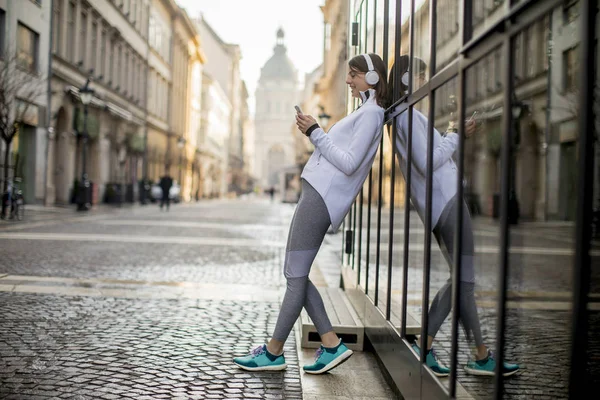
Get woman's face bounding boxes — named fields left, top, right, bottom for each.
left=346, top=67, right=372, bottom=99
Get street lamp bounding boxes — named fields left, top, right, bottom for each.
left=318, top=105, right=331, bottom=128
left=77, top=79, right=94, bottom=211
left=508, top=101, right=524, bottom=224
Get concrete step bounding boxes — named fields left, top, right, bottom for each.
left=299, top=287, right=365, bottom=351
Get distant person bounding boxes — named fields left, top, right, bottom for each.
left=159, top=172, right=173, bottom=211
left=233, top=53, right=387, bottom=374
left=389, top=55, right=519, bottom=377
left=268, top=187, right=275, bottom=202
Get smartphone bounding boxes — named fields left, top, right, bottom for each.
left=294, top=105, right=303, bottom=115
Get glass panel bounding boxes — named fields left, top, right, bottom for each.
left=367, top=140, right=384, bottom=301
left=471, top=0, right=507, bottom=41
left=389, top=112, right=408, bottom=330
left=388, top=99, right=430, bottom=342
left=374, top=0, right=386, bottom=56
left=435, top=0, right=460, bottom=71
left=384, top=0, right=397, bottom=66
left=376, top=123, right=394, bottom=314
left=366, top=0, right=376, bottom=53
left=458, top=49, right=505, bottom=397
left=360, top=171, right=375, bottom=292
left=504, top=5, right=588, bottom=398
left=412, top=0, right=430, bottom=91
left=360, top=2, right=368, bottom=54
left=427, top=77, right=461, bottom=391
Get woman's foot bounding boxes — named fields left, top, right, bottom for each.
left=303, top=340, right=353, bottom=375
left=465, top=350, right=520, bottom=377
left=411, top=344, right=450, bottom=377
left=233, top=345, right=287, bottom=371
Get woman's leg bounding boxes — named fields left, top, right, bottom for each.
left=267, top=180, right=335, bottom=355
left=427, top=198, right=485, bottom=357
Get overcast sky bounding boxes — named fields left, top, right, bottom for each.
left=176, top=0, right=325, bottom=116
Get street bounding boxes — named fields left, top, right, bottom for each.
left=0, top=200, right=304, bottom=400
left=1, top=199, right=598, bottom=399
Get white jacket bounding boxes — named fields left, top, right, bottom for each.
left=395, top=108, right=459, bottom=228
left=301, top=89, right=384, bottom=232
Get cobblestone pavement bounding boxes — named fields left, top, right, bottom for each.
left=0, top=199, right=309, bottom=400
left=0, top=294, right=301, bottom=400
left=2, top=198, right=598, bottom=399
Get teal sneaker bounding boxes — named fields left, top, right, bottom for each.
left=303, top=340, right=353, bottom=375
left=412, top=344, right=450, bottom=377
left=465, top=350, right=519, bottom=377
left=233, top=345, right=287, bottom=371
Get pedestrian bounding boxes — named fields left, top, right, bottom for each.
left=389, top=55, right=519, bottom=377
left=159, top=170, right=173, bottom=211
left=233, top=53, right=388, bottom=374
left=268, top=187, right=275, bottom=202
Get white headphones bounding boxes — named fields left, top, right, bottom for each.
left=362, top=54, right=380, bottom=85
left=401, top=70, right=410, bottom=86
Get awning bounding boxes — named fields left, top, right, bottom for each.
left=66, top=86, right=144, bottom=126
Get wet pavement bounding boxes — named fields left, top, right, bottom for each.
left=0, top=200, right=306, bottom=400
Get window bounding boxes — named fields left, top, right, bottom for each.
left=108, top=39, right=114, bottom=84
left=17, top=23, right=39, bottom=73
left=473, top=0, right=484, bottom=24
left=563, top=46, right=579, bottom=92
left=124, top=50, right=129, bottom=94
left=563, top=0, right=579, bottom=25
left=100, top=28, right=106, bottom=77
left=79, top=9, right=88, bottom=66
left=0, top=9, right=5, bottom=57
left=116, top=45, right=121, bottom=89
left=52, top=0, right=62, bottom=55
left=67, top=1, right=76, bottom=62
left=525, top=25, right=536, bottom=78
left=130, top=0, right=137, bottom=24
left=91, top=20, right=97, bottom=72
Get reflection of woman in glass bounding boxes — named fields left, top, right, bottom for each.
left=388, top=55, right=519, bottom=377
left=233, top=53, right=387, bottom=375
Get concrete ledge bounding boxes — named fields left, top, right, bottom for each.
left=299, top=287, right=365, bottom=351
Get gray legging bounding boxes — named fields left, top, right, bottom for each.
left=272, top=179, right=334, bottom=342
left=427, top=195, right=484, bottom=347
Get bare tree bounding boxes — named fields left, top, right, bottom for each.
left=0, top=49, right=47, bottom=192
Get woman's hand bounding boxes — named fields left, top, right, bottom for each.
left=465, top=118, right=477, bottom=138
left=296, top=114, right=318, bottom=136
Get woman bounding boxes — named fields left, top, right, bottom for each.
left=389, top=55, right=519, bottom=377
left=233, top=53, right=387, bottom=374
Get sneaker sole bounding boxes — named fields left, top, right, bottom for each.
left=431, top=369, right=450, bottom=378
left=234, top=362, right=287, bottom=372
left=304, top=349, right=354, bottom=375
left=464, top=366, right=519, bottom=377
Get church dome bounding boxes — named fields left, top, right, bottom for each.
left=259, top=28, right=297, bottom=83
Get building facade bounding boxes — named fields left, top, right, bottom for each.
left=0, top=0, right=52, bottom=206
left=254, top=28, right=300, bottom=193
left=199, top=72, right=230, bottom=198
left=47, top=0, right=149, bottom=206
left=195, top=15, right=250, bottom=198
left=316, top=0, right=349, bottom=129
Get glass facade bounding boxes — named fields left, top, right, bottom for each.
left=341, top=0, right=599, bottom=398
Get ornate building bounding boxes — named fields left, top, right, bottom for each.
left=254, top=28, right=300, bottom=193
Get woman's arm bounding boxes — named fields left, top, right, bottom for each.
left=309, top=108, right=383, bottom=176
left=397, top=111, right=459, bottom=175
